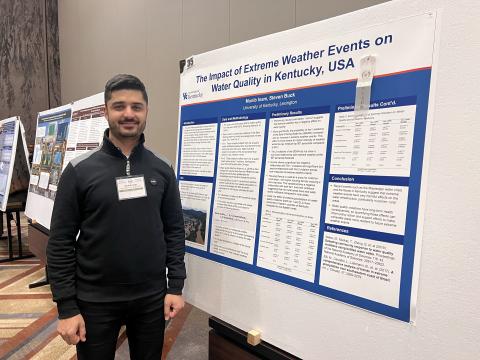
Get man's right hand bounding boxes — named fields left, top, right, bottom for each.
left=57, top=314, right=87, bottom=345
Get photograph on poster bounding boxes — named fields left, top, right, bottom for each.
left=179, top=180, right=212, bottom=251
left=184, top=209, right=207, bottom=245
left=29, top=108, right=71, bottom=200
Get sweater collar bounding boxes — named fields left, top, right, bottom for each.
left=101, top=129, right=145, bottom=158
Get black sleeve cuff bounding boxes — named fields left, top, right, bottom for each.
left=167, top=278, right=185, bottom=295
left=57, top=298, right=80, bottom=319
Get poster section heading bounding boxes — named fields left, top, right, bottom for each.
left=180, top=14, right=435, bottom=105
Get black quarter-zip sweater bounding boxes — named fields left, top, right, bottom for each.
left=47, top=130, right=186, bottom=319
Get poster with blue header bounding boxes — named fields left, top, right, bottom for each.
left=177, top=12, right=437, bottom=322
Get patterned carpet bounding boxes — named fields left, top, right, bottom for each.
left=0, top=215, right=206, bottom=360
left=0, top=257, right=63, bottom=359
left=0, top=214, right=75, bottom=360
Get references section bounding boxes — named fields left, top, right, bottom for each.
left=319, top=230, right=402, bottom=307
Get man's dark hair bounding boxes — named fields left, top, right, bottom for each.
left=104, top=74, right=148, bottom=104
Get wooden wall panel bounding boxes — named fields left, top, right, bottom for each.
left=0, top=0, right=60, bottom=146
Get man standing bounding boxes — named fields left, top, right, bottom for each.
left=47, top=74, right=186, bottom=359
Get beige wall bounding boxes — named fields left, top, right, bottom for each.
left=58, top=0, right=387, bottom=162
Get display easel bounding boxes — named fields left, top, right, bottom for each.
left=0, top=117, right=32, bottom=263
left=0, top=191, right=32, bottom=263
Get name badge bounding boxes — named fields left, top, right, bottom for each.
left=116, top=175, right=147, bottom=201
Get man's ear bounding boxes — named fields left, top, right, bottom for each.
left=104, top=104, right=109, bottom=120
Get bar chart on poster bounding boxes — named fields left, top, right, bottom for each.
left=178, top=12, right=438, bottom=324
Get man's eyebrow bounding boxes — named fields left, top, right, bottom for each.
left=110, top=101, right=145, bottom=106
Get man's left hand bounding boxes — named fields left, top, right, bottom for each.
left=164, top=294, right=185, bottom=320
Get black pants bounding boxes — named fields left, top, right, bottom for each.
left=76, top=292, right=165, bottom=360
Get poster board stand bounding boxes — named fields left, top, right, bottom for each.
left=27, top=221, right=50, bottom=288
left=0, top=195, right=32, bottom=264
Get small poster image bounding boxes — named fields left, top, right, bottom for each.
left=179, top=180, right=212, bottom=251
left=184, top=208, right=207, bottom=246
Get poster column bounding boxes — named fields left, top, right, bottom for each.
left=319, top=97, right=416, bottom=307
left=210, top=113, right=266, bottom=264
left=257, top=107, right=329, bottom=282
left=178, top=117, right=218, bottom=251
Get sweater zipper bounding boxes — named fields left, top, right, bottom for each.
left=126, top=158, right=131, bottom=176
left=126, top=144, right=141, bottom=176
left=112, top=142, right=138, bottom=176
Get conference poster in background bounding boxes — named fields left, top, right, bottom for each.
left=25, top=93, right=108, bottom=229
left=177, top=13, right=437, bottom=322
left=0, top=117, right=30, bottom=211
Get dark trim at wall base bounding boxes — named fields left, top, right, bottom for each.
left=208, top=316, right=301, bottom=360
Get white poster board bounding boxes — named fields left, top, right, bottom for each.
left=0, top=117, right=30, bottom=212
left=177, top=12, right=437, bottom=326
left=25, top=93, right=107, bottom=229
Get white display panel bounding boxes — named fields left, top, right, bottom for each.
left=178, top=12, right=437, bottom=323
left=0, top=117, right=30, bottom=212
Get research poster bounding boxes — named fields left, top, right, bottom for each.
left=177, top=13, right=437, bottom=322
left=0, top=117, right=29, bottom=211
left=25, top=93, right=107, bottom=229
left=28, top=105, right=72, bottom=202
left=63, top=93, right=108, bottom=171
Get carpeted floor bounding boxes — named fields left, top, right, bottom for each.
left=0, top=215, right=209, bottom=360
